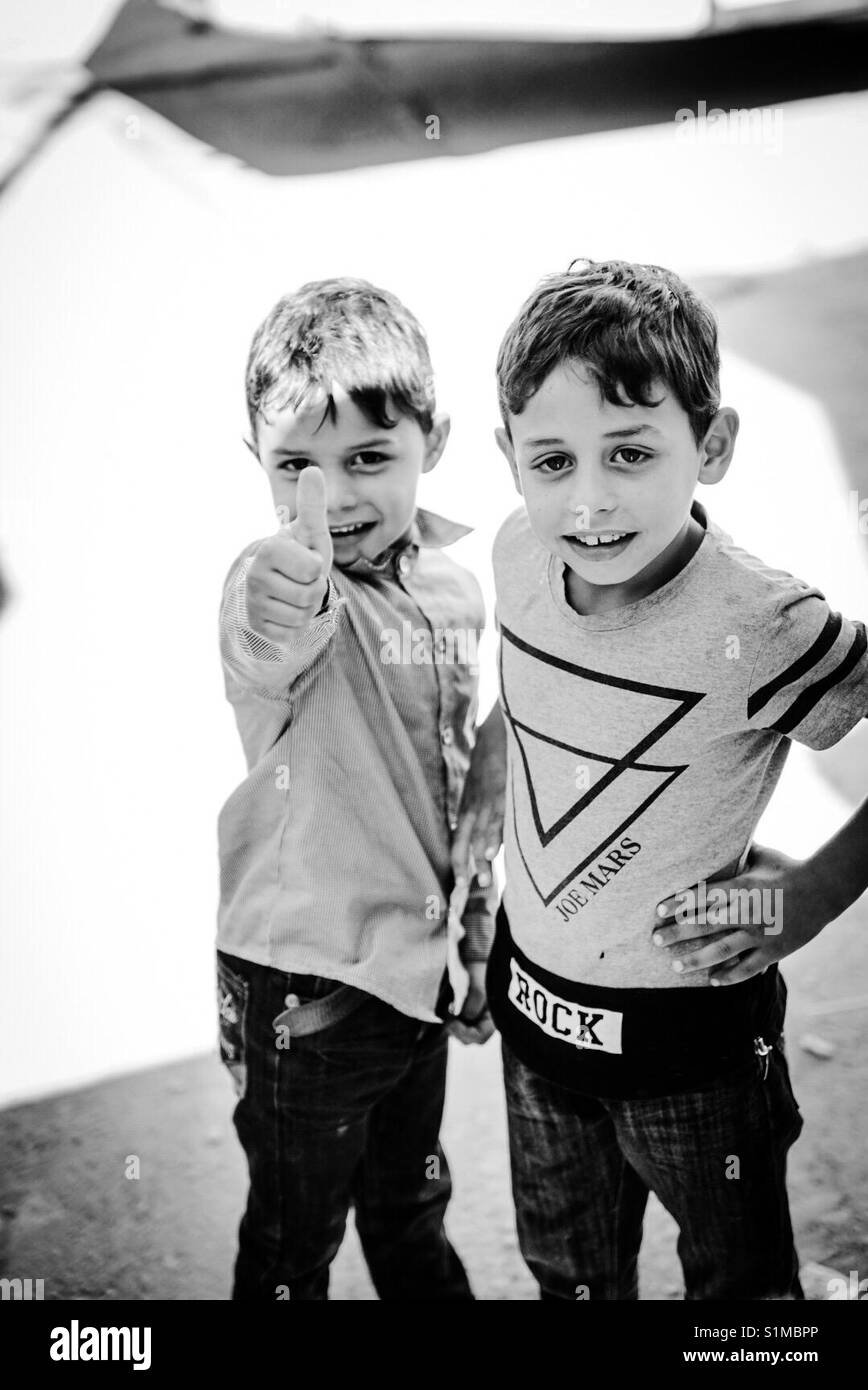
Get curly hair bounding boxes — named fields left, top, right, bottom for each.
left=246, top=278, right=435, bottom=444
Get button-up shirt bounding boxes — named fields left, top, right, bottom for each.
left=217, top=507, right=494, bottom=1023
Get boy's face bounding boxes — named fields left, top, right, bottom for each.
left=254, top=385, right=448, bottom=566
left=497, top=361, right=734, bottom=606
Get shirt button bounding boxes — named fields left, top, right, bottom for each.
left=449, top=816, right=458, bottom=832
left=397, top=555, right=411, bottom=577
left=441, top=727, right=454, bottom=746
left=284, top=993, right=301, bottom=1009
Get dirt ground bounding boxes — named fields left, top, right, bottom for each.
left=1, top=870, right=866, bottom=1301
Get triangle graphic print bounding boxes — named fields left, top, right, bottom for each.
left=499, top=623, right=705, bottom=906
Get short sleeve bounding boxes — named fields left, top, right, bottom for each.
left=492, top=506, right=528, bottom=577
left=747, top=585, right=868, bottom=749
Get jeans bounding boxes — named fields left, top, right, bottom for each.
left=502, top=1036, right=804, bottom=1301
left=217, top=951, right=473, bottom=1301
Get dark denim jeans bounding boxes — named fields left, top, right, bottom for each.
left=502, top=1036, right=805, bottom=1301
left=217, top=951, right=473, bottom=1301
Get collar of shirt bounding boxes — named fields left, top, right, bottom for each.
left=339, top=507, right=472, bottom=581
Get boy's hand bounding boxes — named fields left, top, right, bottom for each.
left=451, top=702, right=507, bottom=890
left=653, top=842, right=827, bottom=985
left=448, top=962, right=495, bottom=1045
left=245, top=466, right=334, bottom=641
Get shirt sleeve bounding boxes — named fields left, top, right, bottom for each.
left=219, top=543, right=343, bottom=695
left=746, top=584, right=868, bottom=749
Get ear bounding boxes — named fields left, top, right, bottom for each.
left=421, top=412, right=450, bottom=474
left=243, top=434, right=261, bottom=465
left=496, top=426, right=523, bottom=496
left=698, top=407, right=738, bottom=485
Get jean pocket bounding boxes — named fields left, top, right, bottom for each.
left=271, top=974, right=369, bottom=1040
left=762, top=1035, right=803, bottom=1145
left=217, top=956, right=249, bottom=1100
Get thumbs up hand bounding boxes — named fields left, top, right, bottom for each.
left=245, top=467, right=334, bottom=641
left=287, top=465, right=334, bottom=569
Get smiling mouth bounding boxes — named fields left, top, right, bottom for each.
left=329, top=520, right=376, bottom=539
left=564, top=530, right=636, bottom=559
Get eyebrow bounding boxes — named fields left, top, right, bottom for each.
left=523, top=425, right=663, bottom=447
left=601, top=425, right=663, bottom=438
left=344, top=437, right=396, bottom=451
left=273, top=437, right=395, bottom=456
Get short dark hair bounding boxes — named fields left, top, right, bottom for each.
left=496, top=258, right=720, bottom=445
left=246, top=278, right=435, bottom=444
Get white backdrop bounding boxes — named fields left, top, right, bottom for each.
left=2, top=55, right=867, bottom=1102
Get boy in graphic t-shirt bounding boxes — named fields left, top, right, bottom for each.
left=454, top=259, right=868, bottom=1300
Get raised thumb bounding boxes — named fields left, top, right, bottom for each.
left=291, top=466, right=330, bottom=557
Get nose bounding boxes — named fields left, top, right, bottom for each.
left=324, top=476, right=359, bottom=517
left=572, top=465, right=617, bottom=528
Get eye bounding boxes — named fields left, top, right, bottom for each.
left=350, top=451, right=388, bottom=468
left=535, top=453, right=572, bottom=474
left=612, top=447, right=651, bottom=466
left=276, top=458, right=310, bottom=475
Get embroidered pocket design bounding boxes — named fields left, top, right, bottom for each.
left=217, top=960, right=249, bottom=1100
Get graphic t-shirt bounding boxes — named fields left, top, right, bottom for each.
left=487, top=500, right=867, bottom=1094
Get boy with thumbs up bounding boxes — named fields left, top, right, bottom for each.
left=216, top=279, right=494, bottom=1301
